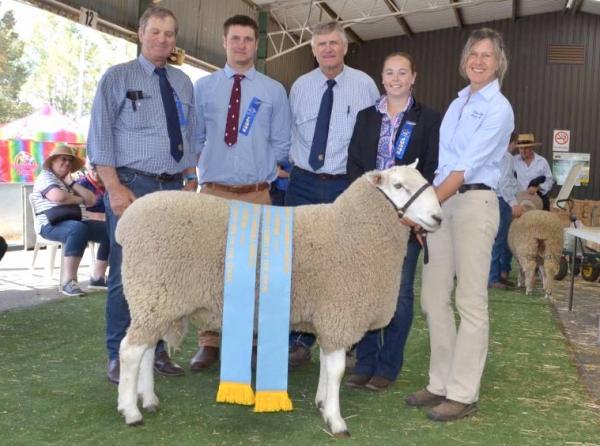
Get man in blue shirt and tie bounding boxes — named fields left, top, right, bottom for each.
left=286, top=21, right=379, bottom=368
left=190, top=14, right=292, bottom=371
left=88, top=5, right=197, bottom=385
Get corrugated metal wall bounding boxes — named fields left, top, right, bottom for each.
left=346, top=11, right=600, bottom=200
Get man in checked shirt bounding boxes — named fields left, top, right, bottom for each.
left=87, top=5, right=197, bottom=385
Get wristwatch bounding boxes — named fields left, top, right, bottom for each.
left=184, top=173, right=198, bottom=185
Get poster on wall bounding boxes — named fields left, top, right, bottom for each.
left=552, top=130, right=570, bottom=152
left=552, top=152, right=590, bottom=186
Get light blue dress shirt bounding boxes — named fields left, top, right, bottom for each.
left=513, top=152, right=554, bottom=194
left=194, top=64, right=291, bottom=185
left=496, top=150, right=519, bottom=206
left=436, top=79, right=514, bottom=189
left=88, top=54, right=196, bottom=175
left=289, top=66, right=379, bottom=175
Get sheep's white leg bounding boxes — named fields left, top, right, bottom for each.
left=315, top=346, right=328, bottom=412
left=117, top=336, right=146, bottom=425
left=517, top=268, right=525, bottom=288
left=138, top=347, right=159, bottom=413
left=321, top=348, right=349, bottom=437
left=540, top=263, right=547, bottom=291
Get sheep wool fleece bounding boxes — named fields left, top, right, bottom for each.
left=116, top=177, right=410, bottom=357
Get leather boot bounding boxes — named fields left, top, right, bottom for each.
left=189, top=346, right=219, bottom=372
left=107, top=358, right=120, bottom=385
left=154, top=351, right=185, bottom=376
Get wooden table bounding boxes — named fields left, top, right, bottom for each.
left=566, top=227, right=600, bottom=343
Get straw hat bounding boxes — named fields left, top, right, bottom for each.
left=516, top=191, right=543, bottom=212
left=514, top=134, right=542, bottom=148
left=42, top=145, right=85, bottom=172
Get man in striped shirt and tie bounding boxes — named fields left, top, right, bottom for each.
left=286, top=21, right=379, bottom=368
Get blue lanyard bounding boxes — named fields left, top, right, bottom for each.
left=393, top=120, right=416, bottom=160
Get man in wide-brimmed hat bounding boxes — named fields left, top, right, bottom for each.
left=513, top=133, right=553, bottom=211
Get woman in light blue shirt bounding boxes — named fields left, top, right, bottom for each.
left=405, top=28, right=514, bottom=422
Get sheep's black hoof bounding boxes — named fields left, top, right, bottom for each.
left=333, top=430, right=351, bottom=438
left=145, top=405, right=159, bottom=413
left=128, top=419, right=144, bottom=427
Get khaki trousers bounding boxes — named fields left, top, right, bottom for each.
left=197, top=186, right=272, bottom=348
left=421, top=190, right=499, bottom=404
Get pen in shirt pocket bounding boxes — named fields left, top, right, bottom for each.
left=347, top=105, right=350, bottom=116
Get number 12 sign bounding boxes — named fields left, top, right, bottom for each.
left=79, top=7, right=98, bottom=29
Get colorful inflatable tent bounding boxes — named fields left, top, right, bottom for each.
left=0, top=104, right=86, bottom=183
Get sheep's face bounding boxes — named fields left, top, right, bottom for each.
left=366, top=162, right=443, bottom=232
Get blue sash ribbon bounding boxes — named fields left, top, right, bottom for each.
left=217, top=202, right=294, bottom=411
left=255, top=206, right=294, bottom=411
left=218, top=201, right=261, bottom=404
left=393, top=120, right=416, bottom=160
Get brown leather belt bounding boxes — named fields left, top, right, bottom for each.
left=293, top=166, right=347, bottom=181
left=202, top=182, right=269, bottom=194
left=458, top=183, right=492, bottom=193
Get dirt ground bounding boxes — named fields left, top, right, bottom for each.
left=548, top=272, right=600, bottom=413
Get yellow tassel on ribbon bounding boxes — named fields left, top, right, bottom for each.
left=254, top=391, right=294, bottom=413
left=216, top=382, right=255, bottom=406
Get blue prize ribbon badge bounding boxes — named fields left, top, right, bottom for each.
left=240, top=97, right=263, bottom=136
left=394, top=120, right=416, bottom=160
left=172, top=90, right=187, bottom=126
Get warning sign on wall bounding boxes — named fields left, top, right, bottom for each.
left=553, top=130, right=570, bottom=152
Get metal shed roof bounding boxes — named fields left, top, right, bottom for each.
left=22, top=0, right=598, bottom=66
left=263, top=0, right=593, bottom=60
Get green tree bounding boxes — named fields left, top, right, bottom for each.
left=0, top=1, right=33, bottom=124
left=22, top=13, right=136, bottom=120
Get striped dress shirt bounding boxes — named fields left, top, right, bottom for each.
left=289, top=66, right=379, bottom=175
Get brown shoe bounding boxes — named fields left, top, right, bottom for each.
left=345, top=374, right=372, bottom=388
left=488, top=281, right=508, bottom=290
left=365, top=376, right=394, bottom=391
left=498, top=277, right=515, bottom=287
left=154, top=351, right=185, bottom=377
left=189, top=346, right=219, bottom=372
left=427, top=399, right=477, bottom=422
left=405, top=389, right=446, bottom=407
left=288, top=345, right=311, bottom=370
left=107, top=358, right=120, bottom=385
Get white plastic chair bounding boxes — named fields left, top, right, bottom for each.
left=28, top=194, right=95, bottom=289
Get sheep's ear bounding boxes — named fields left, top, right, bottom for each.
left=366, top=170, right=382, bottom=186
left=408, top=159, right=419, bottom=169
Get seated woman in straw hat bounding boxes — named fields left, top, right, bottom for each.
left=513, top=133, right=553, bottom=211
left=31, top=145, right=110, bottom=297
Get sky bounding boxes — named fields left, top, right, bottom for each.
left=0, top=0, right=209, bottom=82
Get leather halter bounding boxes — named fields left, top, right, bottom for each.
left=377, top=182, right=433, bottom=264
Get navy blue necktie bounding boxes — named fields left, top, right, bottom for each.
left=155, top=67, right=184, bottom=162
left=309, top=79, right=336, bottom=171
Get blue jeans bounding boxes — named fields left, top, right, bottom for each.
left=353, top=241, right=421, bottom=380
left=286, top=166, right=349, bottom=348
left=105, top=169, right=182, bottom=360
left=40, top=219, right=109, bottom=260
left=489, top=197, right=512, bottom=283
left=284, top=167, right=349, bottom=206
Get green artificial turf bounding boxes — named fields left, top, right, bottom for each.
left=0, top=282, right=598, bottom=446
